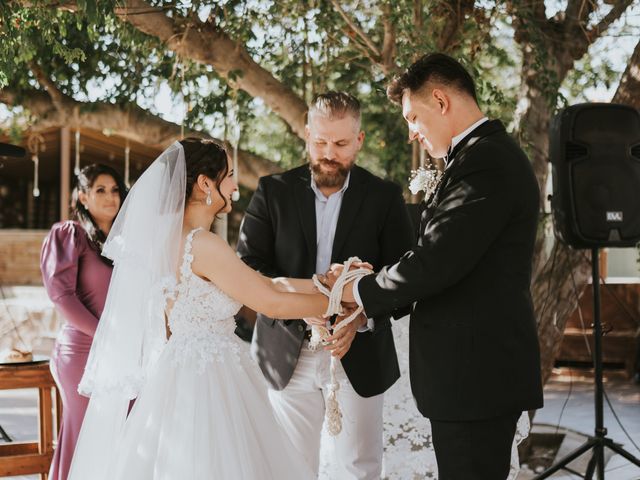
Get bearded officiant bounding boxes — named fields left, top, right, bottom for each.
left=237, top=91, right=414, bottom=479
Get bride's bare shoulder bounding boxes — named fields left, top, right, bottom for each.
left=190, top=229, right=234, bottom=258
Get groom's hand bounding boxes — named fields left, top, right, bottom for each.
left=340, top=282, right=356, bottom=304
left=324, top=312, right=366, bottom=359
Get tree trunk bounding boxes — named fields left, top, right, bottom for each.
left=514, top=43, right=592, bottom=386
left=518, top=34, right=640, bottom=388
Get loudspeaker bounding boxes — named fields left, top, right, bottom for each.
left=549, top=103, right=640, bottom=248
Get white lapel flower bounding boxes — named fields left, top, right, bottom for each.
left=408, top=165, right=443, bottom=197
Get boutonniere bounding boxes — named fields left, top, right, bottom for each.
left=408, top=165, right=443, bottom=198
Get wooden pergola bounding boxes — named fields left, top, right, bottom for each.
left=0, top=126, right=161, bottom=228
left=0, top=127, right=163, bottom=285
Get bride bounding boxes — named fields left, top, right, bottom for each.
left=68, top=138, right=334, bottom=479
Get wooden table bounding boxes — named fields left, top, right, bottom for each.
left=0, top=360, right=61, bottom=479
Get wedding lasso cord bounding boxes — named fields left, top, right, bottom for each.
left=310, top=256, right=373, bottom=436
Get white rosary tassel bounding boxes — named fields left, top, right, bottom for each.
left=308, top=325, right=330, bottom=352
left=325, top=359, right=342, bottom=436
left=310, top=257, right=372, bottom=436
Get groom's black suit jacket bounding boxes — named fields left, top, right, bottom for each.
left=237, top=165, right=414, bottom=397
left=359, top=120, right=544, bottom=421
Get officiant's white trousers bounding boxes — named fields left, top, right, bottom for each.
left=268, top=343, right=384, bottom=480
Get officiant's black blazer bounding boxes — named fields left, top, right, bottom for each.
left=237, top=165, right=414, bottom=397
left=358, top=120, right=544, bottom=421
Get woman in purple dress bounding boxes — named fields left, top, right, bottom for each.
left=41, top=164, right=127, bottom=480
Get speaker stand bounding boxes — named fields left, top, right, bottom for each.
left=534, top=248, right=640, bottom=479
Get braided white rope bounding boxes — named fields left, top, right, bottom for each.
left=310, top=257, right=372, bottom=436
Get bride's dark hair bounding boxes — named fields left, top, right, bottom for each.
left=180, top=137, right=230, bottom=212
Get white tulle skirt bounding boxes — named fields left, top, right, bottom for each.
left=98, top=328, right=313, bottom=480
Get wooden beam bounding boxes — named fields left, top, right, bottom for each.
left=60, top=127, right=71, bottom=221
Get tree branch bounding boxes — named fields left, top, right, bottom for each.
left=329, top=0, right=381, bottom=60
left=0, top=88, right=280, bottom=190
left=507, top=0, right=551, bottom=46
left=107, top=0, right=308, bottom=139
left=563, top=0, right=593, bottom=34
left=586, top=0, right=634, bottom=45
left=433, top=0, right=477, bottom=52
left=380, top=3, right=397, bottom=74
left=413, top=0, right=423, bottom=30
left=612, top=38, right=640, bottom=108
left=27, top=61, right=66, bottom=116
left=507, top=0, right=547, bottom=24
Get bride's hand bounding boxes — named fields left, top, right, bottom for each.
left=321, top=261, right=374, bottom=290
left=303, top=316, right=326, bottom=327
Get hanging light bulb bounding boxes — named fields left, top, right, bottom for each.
left=232, top=141, right=240, bottom=202
left=27, top=133, right=45, bottom=198
left=32, top=154, right=40, bottom=197
left=231, top=90, right=240, bottom=202
left=74, top=129, right=81, bottom=175
left=124, top=139, right=131, bottom=188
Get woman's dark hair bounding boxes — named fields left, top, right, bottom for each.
left=180, top=137, right=230, bottom=213
left=387, top=53, right=478, bottom=105
left=71, top=163, right=128, bottom=262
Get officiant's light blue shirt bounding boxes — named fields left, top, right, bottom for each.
left=311, top=172, right=373, bottom=332
left=310, top=173, right=350, bottom=275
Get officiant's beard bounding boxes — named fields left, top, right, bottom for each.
left=310, top=158, right=354, bottom=188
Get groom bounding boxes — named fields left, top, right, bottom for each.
left=237, top=91, right=413, bottom=479
left=328, top=54, right=544, bottom=479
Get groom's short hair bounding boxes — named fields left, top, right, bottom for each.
left=387, top=53, right=478, bottom=105
left=308, top=91, right=361, bottom=128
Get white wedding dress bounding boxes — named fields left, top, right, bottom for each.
left=102, top=228, right=313, bottom=479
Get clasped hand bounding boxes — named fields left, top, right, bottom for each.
left=312, top=261, right=373, bottom=359
left=316, top=260, right=372, bottom=304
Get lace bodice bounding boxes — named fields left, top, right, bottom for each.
left=164, top=228, right=243, bottom=370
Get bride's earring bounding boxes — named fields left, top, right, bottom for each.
left=205, top=190, right=212, bottom=206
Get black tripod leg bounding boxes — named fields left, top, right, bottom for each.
left=597, top=444, right=605, bottom=480
left=534, top=439, right=597, bottom=479
left=606, top=442, right=640, bottom=468
left=584, top=446, right=598, bottom=480
left=0, top=423, right=11, bottom=442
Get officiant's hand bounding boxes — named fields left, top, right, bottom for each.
left=324, top=311, right=366, bottom=359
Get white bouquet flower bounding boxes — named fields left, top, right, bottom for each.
left=408, top=165, right=443, bottom=197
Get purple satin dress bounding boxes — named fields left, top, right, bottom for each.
left=41, top=221, right=112, bottom=480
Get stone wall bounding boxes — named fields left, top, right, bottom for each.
left=0, top=230, right=48, bottom=285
